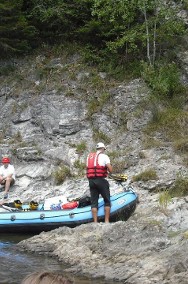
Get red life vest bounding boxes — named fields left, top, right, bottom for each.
left=86, top=152, right=108, bottom=178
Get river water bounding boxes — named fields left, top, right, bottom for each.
left=0, top=234, right=122, bottom=284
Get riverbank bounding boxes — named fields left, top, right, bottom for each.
left=17, top=190, right=188, bottom=284
left=1, top=234, right=119, bottom=284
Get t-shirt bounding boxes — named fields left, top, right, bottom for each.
left=96, top=150, right=110, bottom=167
left=0, top=164, right=16, bottom=180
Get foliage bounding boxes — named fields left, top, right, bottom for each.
left=87, top=92, right=112, bottom=116
left=132, top=168, right=158, bottom=182
left=91, top=0, right=186, bottom=64
left=0, top=0, right=37, bottom=57
left=169, top=175, right=188, bottom=197
left=92, top=129, right=111, bottom=144
left=76, top=141, right=87, bottom=154
left=74, top=159, right=86, bottom=176
left=146, top=108, right=188, bottom=141
left=181, top=0, right=188, bottom=10
left=0, top=0, right=185, bottom=64
left=52, top=164, right=72, bottom=185
left=9, top=131, right=23, bottom=144
left=142, top=62, right=186, bottom=99
left=157, top=176, right=188, bottom=208
left=0, top=1, right=186, bottom=147
left=23, top=0, right=93, bottom=43
left=173, top=137, right=188, bottom=154
left=159, top=190, right=172, bottom=209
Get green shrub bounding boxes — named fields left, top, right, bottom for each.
left=169, top=175, right=188, bottom=197
left=173, top=137, right=188, bottom=154
left=183, top=156, right=188, bottom=167
left=53, top=165, right=72, bottom=185
left=142, top=62, right=185, bottom=99
left=76, top=141, right=87, bottom=154
left=8, top=131, right=23, bottom=144
left=182, top=0, right=188, bottom=10
left=92, top=129, right=111, bottom=144
left=87, top=98, right=100, bottom=116
left=146, top=108, right=188, bottom=141
left=87, top=92, right=112, bottom=116
left=143, top=136, right=162, bottom=149
left=74, top=159, right=85, bottom=176
left=108, top=151, right=119, bottom=160
left=132, top=169, right=158, bottom=182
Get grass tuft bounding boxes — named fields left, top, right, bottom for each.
left=132, top=168, right=158, bottom=182
left=52, top=164, right=72, bottom=185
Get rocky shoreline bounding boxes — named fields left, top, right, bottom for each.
left=17, top=189, right=188, bottom=284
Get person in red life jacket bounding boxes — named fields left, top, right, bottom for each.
left=86, top=142, right=113, bottom=223
left=0, top=157, right=16, bottom=200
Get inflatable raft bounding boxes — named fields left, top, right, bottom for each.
left=0, top=187, right=138, bottom=234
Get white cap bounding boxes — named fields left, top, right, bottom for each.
left=96, top=142, right=106, bottom=149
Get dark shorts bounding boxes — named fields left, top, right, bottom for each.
left=0, top=178, right=15, bottom=186
left=88, top=178, right=111, bottom=209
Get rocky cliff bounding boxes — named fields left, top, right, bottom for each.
left=0, top=52, right=187, bottom=201
left=1, top=49, right=188, bottom=283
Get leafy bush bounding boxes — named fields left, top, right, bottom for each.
left=76, top=141, right=87, bottom=154
left=87, top=92, right=112, bottom=116
left=169, top=175, right=188, bottom=197
left=146, top=108, right=188, bottom=142
left=92, top=129, right=111, bottom=144
left=52, top=165, right=72, bottom=185
left=142, top=63, right=185, bottom=99
left=132, top=169, right=158, bottom=182
left=0, top=1, right=37, bottom=58
left=173, top=137, right=188, bottom=154
left=74, top=159, right=85, bottom=176
left=157, top=175, right=188, bottom=201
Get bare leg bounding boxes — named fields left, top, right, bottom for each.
left=91, top=208, right=98, bottom=223
left=104, top=206, right=111, bottom=223
left=4, top=177, right=12, bottom=194
left=0, top=176, right=4, bottom=183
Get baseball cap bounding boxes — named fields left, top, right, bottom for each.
left=96, top=142, right=106, bottom=149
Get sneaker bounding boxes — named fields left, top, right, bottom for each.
left=3, top=193, right=9, bottom=200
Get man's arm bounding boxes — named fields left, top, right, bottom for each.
left=106, top=163, right=113, bottom=174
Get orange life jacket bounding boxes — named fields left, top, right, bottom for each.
left=86, top=152, right=108, bottom=178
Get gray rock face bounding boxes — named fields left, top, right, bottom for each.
left=0, top=52, right=188, bottom=283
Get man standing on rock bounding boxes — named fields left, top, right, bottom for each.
left=86, top=142, right=113, bottom=223
left=0, top=157, right=16, bottom=200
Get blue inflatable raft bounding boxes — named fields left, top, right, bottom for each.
left=0, top=187, right=138, bottom=234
